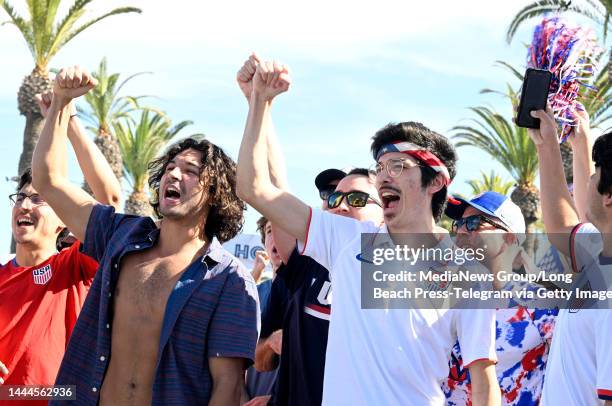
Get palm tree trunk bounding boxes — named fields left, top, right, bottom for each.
left=12, top=68, right=52, bottom=250
left=559, top=142, right=573, bottom=185
left=125, top=190, right=152, bottom=217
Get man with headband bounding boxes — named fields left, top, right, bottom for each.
left=236, top=59, right=500, bottom=405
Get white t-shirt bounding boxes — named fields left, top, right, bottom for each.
left=299, top=209, right=497, bottom=406
left=541, top=223, right=612, bottom=405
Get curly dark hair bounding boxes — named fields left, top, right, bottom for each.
left=148, top=137, right=245, bottom=243
left=593, top=132, right=612, bottom=195
left=370, top=122, right=457, bottom=221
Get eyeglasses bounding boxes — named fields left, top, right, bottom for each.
left=327, top=191, right=382, bottom=209
left=9, top=193, right=47, bottom=207
left=452, top=215, right=509, bottom=233
left=373, top=158, right=422, bottom=178
left=319, top=187, right=335, bottom=201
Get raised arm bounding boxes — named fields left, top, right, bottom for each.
left=236, top=60, right=310, bottom=243
left=528, top=107, right=580, bottom=256
left=567, top=108, right=594, bottom=222
left=32, top=66, right=99, bottom=242
left=36, top=91, right=121, bottom=209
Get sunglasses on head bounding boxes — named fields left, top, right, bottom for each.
left=452, top=215, right=509, bottom=233
left=327, top=190, right=382, bottom=209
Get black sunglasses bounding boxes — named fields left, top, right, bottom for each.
left=452, top=215, right=509, bottom=233
left=327, top=191, right=382, bottom=209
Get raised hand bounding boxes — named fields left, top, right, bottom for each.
left=35, top=91, right=76, bottom=118
left=268, top=329, right=282, bottom=355
left=252, top=60, right=291, bottom=102
left=527, top=104, right=558, bottom=147
left=567, top=104, right=591, bottom=149
left=53, top=66, right=97, bottom=102
left=237, top=53, right=261, bottom=100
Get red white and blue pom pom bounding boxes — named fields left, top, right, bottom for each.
left=527, top=16, right=602, bottom=142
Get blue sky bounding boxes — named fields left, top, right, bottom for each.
left=0, top=0, right=607, bottom=250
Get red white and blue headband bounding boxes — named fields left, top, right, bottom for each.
left=375, top=141, right=451, bottom=186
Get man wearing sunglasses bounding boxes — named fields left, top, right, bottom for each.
left=442, top=191, right=558, bottom=405
left=237, top=59, right=499, bottom=405
left=0, top=91, right=121, bottom=395
left=315, top=168, right=347, bottom=210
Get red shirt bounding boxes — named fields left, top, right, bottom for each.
left=0, top=242, right=97, bottom=398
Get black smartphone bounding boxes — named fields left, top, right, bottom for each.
left=516, top=68, right=552, bottom=129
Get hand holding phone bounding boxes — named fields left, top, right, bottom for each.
left=516, top=68, right=553, bottom=129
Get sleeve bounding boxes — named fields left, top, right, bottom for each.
left=260, top=276, right=289, bottom=338
left=455, top=309, right=497, bottom=368
left=208, top=270, right=260, bottom=366
left=296, top=208, right=366, bottom=275
left=280, top=250, right=311, bottom=294
left=596, top=311, right=612, bottom=401
left=79, top=204, right=123, bottom=262
left=61, top=241, right=99, bottom=282
left=570, top=223, right=602, bottom=273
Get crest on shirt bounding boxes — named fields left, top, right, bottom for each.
left=32, top=264, right=52, bottom=285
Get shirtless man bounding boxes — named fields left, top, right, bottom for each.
left=33, top=66, right=259, bottom=405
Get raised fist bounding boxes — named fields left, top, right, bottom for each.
left=53, top=66, right=97, bottom=101
left=237, top=53, right=260, bottom=100
left=252, top=60, right=291, bottom=102
left=35, top=91, right=76, bottom=118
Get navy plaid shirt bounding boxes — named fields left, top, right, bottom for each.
left=52, top=204, right=259, bottom=405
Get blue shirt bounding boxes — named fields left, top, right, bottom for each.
left=52, top=204, right=259, bottom=405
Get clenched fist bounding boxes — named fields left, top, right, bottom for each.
left=53, top=66, right=97, bottom=102
left=237, top=53, right=261, bottom=100
left=252, top=60, right=291, bottom=102
left=35, top=91, right=76, bottom=118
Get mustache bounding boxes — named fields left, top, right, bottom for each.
left=378, top=185, right=402, bottom=194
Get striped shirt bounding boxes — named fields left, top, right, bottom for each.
left=52, top=204, right=259, bottom=405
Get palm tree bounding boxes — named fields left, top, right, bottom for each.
left=453, top=92, right=540, bottom=255
left=467, top=171, right=514, bottom=196
left=506, top=0, right=612, bottom=82
left=0, top=0, right=141, bottom=179
left=114, top=110, right=193, bottom=216
left=507, top=0, right=612, bottom=43
left=78, top=57, right=149, bottom=184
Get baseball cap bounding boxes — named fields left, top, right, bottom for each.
left=314, top=168, right=347, bottom=191
left=445, top=191, right=526, bottom=242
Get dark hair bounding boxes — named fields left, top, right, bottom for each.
left=370, top=122, right=457, bottom=221
left=256, top=216, right=269, bottom=244
left=148, top=137, right=245, bottom=243
left=593, top=132, right=612, bottom=195
left=18, top=168, right=32, bottom=191
left=346, top=167, right=376, bottom=179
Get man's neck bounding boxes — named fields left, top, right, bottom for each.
left=15, top=242, right=57, bottom=267
left=158, top=218, right=209, bottom=259
left=599, top=224, right=612, bottom=258
left=388, top=216, right=438, bottom=247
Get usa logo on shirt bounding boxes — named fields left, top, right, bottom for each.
left=32, top=264, right=52, bottom=285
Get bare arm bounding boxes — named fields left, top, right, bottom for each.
left=254, top=329, right=282, bottom=372
left=236, top=61, right=310, bottom=243
left=468, top=360, right=501, bottom=406
left=37, top=92, right=122, bottom=209
left=31, top=66, right=99, bottom=242
left=567, top=109, right=594, bottom=222
left=529, top=108, right=581, bottom=256
left=208, top=357, right=244, bottom=406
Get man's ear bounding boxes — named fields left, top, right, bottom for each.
left=603, top=191, right=612, bottom=208
left=427, top=173, right=445, bottom=195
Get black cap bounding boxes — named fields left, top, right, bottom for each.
left=314, top=168, right=347, bottom=191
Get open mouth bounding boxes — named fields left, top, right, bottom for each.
left=380, top=188, right=401, bottom=210
left=16, top=216, right=35, bottom=228
left=164, top=185, right=182, bottom=202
